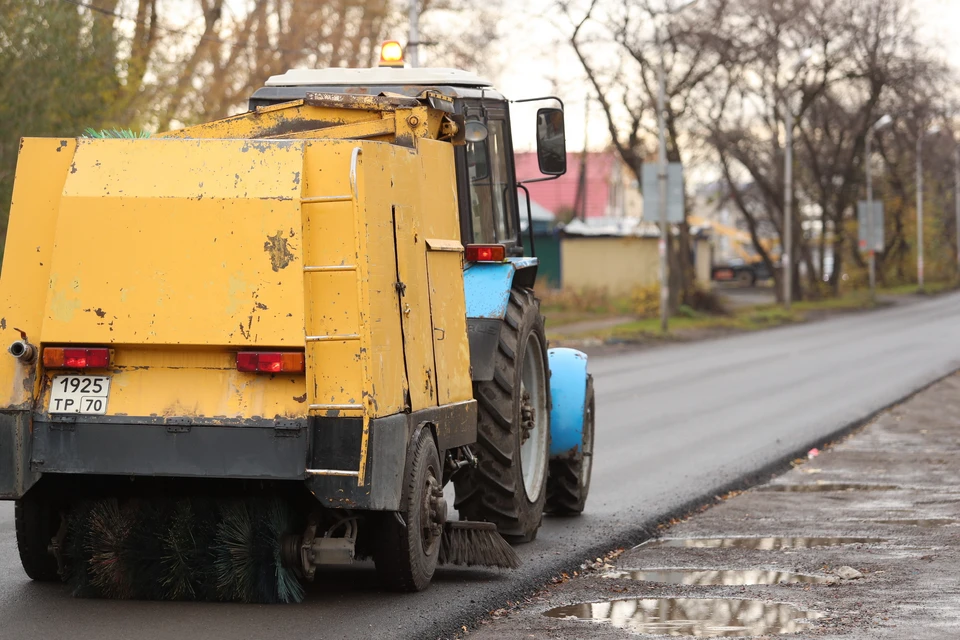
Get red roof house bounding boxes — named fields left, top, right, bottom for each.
left=513, top=151, right=637, bottom=219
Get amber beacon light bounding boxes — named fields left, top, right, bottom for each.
left=379, top=40, right=405, bottom=67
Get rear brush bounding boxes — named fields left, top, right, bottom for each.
left=61, top=496, right=304, bottom=604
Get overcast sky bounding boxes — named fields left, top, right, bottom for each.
left=497, top=0, right=960, bottom=153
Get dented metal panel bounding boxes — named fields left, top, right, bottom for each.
left=0, top=138, right=75, bottom=409
left=42, top=139, right=306, bottom=347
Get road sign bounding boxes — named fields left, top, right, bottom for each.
left=857, top=201, right=884, bottom=252
left=642, top=162, right=684, bottom=223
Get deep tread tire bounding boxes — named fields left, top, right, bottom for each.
left=373, top=429, right=442, bottom=592
left=545, top=375, right=595, bottom=515
left=15, top=492, right=61, bottom=582
left=454, top=288, right=550, bottom=542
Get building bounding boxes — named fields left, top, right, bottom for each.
left=513, top=150, right=642, bottom=220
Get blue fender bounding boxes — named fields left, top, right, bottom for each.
left=548, top=347, right=589, bottom=457
left=463, top=257, right=539, bottom=320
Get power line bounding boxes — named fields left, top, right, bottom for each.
left=59, top=0, right=316, bottom=57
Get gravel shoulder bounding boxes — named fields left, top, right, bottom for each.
left=464, top=373, right=960, bottom=639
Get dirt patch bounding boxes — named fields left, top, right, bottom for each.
left=462, top=373, right=960, bottom=639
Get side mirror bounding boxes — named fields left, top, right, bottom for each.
left=536, top=108, right=566, bottom=175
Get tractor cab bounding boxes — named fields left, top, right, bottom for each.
left=248, top=50, right=567, bottom=259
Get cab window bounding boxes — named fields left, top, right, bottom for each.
left=467, top=120, right=515, bottom=245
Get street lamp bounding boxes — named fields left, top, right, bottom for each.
left=916, top=124, right=940, bottom=292
left=656, top=0, right=698, bottom=333
left=783, top=48, right=813, bottom=311
left=866, top=114, right=892, bottom=303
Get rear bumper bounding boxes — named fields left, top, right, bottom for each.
left=32, top=415, right=308, bottom=481
left=0, top=400, right=477, bottom=512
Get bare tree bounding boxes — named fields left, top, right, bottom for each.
left=704, top=0, right=943, bottom=297
left=560, top=0, right=733, bottom=309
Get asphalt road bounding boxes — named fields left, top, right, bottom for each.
left=3, top=292, right=960, bottom=640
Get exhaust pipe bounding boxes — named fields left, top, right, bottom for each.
left=9, top=340, right=36, bottom=364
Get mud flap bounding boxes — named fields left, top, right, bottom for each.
left=547, top=348, right=589, bottom=459
left=0, top=411, right=40, bottom=499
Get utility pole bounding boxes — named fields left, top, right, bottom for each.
left=408, top=0, right=420, bottom=67
left=915, top=125, right=939, bottom=292
left=917, top=133, right=925, bottom=292
left=955, top=145, right=960, bottom=274
left=656, top=36, right=669, bottom=333
left=866, top=130, right=876, bottom=303
left=654, top=0, right=698, bottom=333
left=866, top=114, right=892, bottom=303
left=783, top=104, right=794, bottom=311
left=781, top=49, right=812, bottom=311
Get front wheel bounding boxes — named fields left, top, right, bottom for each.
left=454, top=288, right=550, bottom=542
left=545, top=374, right=595, bottom=515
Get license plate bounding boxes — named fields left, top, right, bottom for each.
left=715, top=269, right=734, bottom=280
left=49, top=375, right=111, bottom=415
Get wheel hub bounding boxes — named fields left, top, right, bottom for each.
left=520, top=390, right=536, bottom=445
left=421, top=475, right=446, bottom=546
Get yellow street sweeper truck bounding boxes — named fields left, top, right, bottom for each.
left=0, top=45, right=595, bottom=602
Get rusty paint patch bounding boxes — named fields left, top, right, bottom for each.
left=0, top=318, right=5, bottom=330
left=294, top=393, right=307, bottom=403
left=94, top=308, right=106, bottom=318
left=264, top=231, right=294, bottom=271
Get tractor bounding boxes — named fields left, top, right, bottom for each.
left=0, top=43, right=595, bottom=599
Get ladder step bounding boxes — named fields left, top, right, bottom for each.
left=305, top=468, right=360, bottom=477
left=301, top=195, right=352, bottom=204
left=309, top=403, right=363, bottom=411
left=303, top=265, right=357, bottom=272
left=306, top=334, right=360, bottom=342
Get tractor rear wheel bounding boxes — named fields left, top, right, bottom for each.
left=545, top=374, right=595, bottom=515
left=454, top=288, right=550, bottom=542
left=15, top=491, right=61, bottom=582
left=373, top=429, right=444, bottom=592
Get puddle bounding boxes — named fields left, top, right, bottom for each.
left=759, top=483, right=900, bottom=492
left=544, top=597, right=823, bottom=637
left=875, top=518, right=956, bottom=527
left=640, top=536, right=884, bottom=550
left=602, top=568, right=835, bottom=585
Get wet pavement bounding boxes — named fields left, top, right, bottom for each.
left=464, top=373, right=960, bottom=639
left=543, top=597, right=823, bottom=637
left=5, top=293, right=960, bottom=640
left=598, top=569, right=837, bottom=586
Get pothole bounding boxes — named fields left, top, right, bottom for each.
left=759, top=483, right=901, bottom=492
left=875, top=518, right=957, bottom=527
left=639, top=536, right=885, bottom=550
left=601, top=568, right=836, bottom=585
left=544, top=597, right=823, bottom=637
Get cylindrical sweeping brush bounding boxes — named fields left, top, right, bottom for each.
left=438, top=521, right=520, bottom=569
left=61, top=496, right=305, bottom=604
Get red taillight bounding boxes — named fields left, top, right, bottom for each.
left=465, top=244, right=506, bottom=263
left=237, top=352, right=305, bottom=373
left=43, top=347, right=110, bottom=369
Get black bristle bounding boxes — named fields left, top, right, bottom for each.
left=262, top=499, right=305, bottom=604
left=60, top=495, right=305, bottom=604
left=213, top=499, right=257, bottom=602
left=439, top=521, right=521, bottom=569
left=84, top=499, right=138, bottom=599
left=62, top=500, right=96, bottom=597
left=158, top=500, right=199, bottom=601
